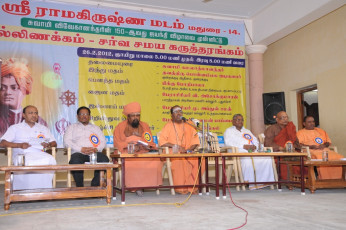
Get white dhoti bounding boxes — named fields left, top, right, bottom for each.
left=240, top=157, right=274, bottom=190
left=13, top=151, right=57, bottom=190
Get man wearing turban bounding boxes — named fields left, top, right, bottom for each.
left=0, top=58, right=47, bottom=137
left=113, top=102, right=163, bottom=196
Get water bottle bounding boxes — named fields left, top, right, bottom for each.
left=322, top=151, right=328, bottom=161
left=258, top=143, right=264, bottom=152
left=286, top=142, right=293, bottom=152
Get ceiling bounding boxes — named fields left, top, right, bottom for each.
left=51, top=0, right=345, bottom=45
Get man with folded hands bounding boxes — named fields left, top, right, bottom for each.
left=64, top=106, right=109, bottom=187
left=224, top=114, right=274, bottom=190
left=297, top=115, right=343, bottom=179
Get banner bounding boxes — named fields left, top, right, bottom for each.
left=0, top=0, right=246, bottom=146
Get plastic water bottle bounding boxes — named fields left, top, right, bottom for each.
left=322, top=151, right=328, bottom=161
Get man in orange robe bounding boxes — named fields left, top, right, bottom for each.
left=113, top=102, right=163, bottom=196
left=297, top=116, right=343, bottom=179
left=159, top=105, right=201, bottom=194
left=264, top=111, right=301, bottom=180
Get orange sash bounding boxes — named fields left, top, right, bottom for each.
left=274, top=122, right=297, bottom=147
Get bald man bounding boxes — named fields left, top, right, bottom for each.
left=264, top=111, right=301, bottom=180
left=264, top=111, right=300, bottom=152
left=0, top=105, right=57, bottom=190
left=0, top=58, right=47, bottom=136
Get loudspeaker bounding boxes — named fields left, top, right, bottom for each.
left=263, top=92, right=285, bottom=124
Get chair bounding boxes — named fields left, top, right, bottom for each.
left=201, top=132, right=243, bottom=191
left=6, top=146, right=57, bottom=188
left=156, top=132, right=175, bottom=195
left=258, top=133, right=279, bottom=189
left=67, top=147, right=111, bottom=187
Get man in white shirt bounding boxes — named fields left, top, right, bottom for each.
left=0, top=105, right=57, bottom=190
left=223, top=114, right=274, bottom=190
left=64, top=106, right=109, bottom=187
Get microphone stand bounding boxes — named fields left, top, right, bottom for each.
left=183, top=119, right=202, bottom=131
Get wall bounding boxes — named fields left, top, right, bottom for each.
left=263, top=5, right=346, bottom=156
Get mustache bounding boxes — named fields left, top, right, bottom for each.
left=131, top=119, right=140, bottom=128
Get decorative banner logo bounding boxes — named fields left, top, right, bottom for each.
left=315, top=137, right=323, bottom=144
left=37, top=134, right=45, bottom=139
left=143, top=132, right=152, bottom=142
left=243, top=133, right=253, bottom=144
left=59, top=90, right=76, bottom=107
left=55, top=118, right=71, bottom=135
left=89, top=134, right=100, bottom=147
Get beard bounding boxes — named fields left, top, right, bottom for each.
left=131, top=119, right=140, bottom=128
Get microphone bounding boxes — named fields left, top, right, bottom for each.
left=181, top=116, right=187, bottom=122
left=191, top=118, right=200, bottom=127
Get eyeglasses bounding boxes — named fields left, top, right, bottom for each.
left=172, top=109, right=182, bottom=114
left=233, top=118, right=244, bottom=122
left=78, top=113, right=90, bottom=116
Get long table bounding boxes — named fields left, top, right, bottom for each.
left=111, top=152, right=307, bottom=204
left=0, top=164, right=117, bottom=210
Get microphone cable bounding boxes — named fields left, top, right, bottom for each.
left=222, top=159, right=248, bottom=230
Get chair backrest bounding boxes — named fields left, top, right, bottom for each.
left=329, top=146, right=338, bottom=153
left=301, top=146, right=337, bottom=160
left=6, top=147, right=56, bottom=166
left=258, top=133, right=265, bottom=144
left=199, top=132, right=220, bottom=153
left=207, top=132, right=220, bottom=153
left=301, top=146, right=311, bottom=159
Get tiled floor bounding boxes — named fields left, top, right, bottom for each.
left=0, top=183, right=345, bottom=230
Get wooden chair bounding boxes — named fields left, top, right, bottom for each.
left=6, top=147, right=57, bottom=188
left=156, top=146, right=175, bottom=195
left=67, top=147, right=111, bottom=187
left=201, top=132, right=243, bottom=191
left=258, top=134, right=279, bottom=189
left=156, top=132, right=175, bottom=195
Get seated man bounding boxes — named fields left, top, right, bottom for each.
left=264, top=111, right=301, bottom=179
left=159, top=105, right=200, bottom=194
left=224, top=114, right=274, bottom=190
left=113, top=102, right=163, bottom=196
left=297, top=116, right=343, bottom=179
left=64, top=106, right=109, bottom=187
left=0, top=105, right=56, bottom=190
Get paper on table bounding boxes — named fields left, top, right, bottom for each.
left=137, top=140, right=149, bottom=146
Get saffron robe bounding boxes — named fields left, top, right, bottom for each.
left=113, top=120, right=163, bottom=188
left=297, top=128, right=343, bottom=179
left=159, top=121, right=201, bottom=194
